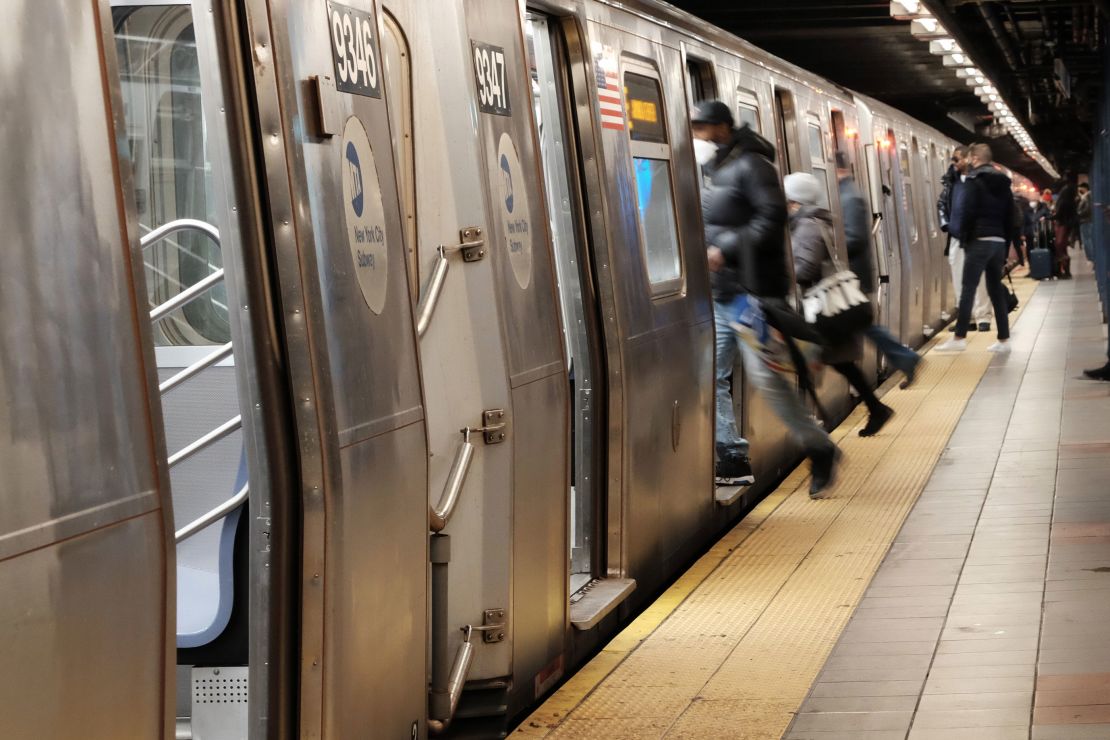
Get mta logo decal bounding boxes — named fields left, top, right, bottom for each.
left=500, top=153, right=514, bottom=214
left=347, top=140, right=364, bottom=217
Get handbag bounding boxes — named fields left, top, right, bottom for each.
left=800, top=222, right=873, bottom=343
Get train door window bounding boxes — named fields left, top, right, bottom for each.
left=923, top=143, right=938, bottom=236
left=737, top=89, right=760, bottom=133
left=624, top=63, right=684, bottom=295
left=773, top=87, right=802, bottom=173
left=807, top=119, right=831, bottom=209
left=115, top=5, right=227, bottom=347
left=684, top=57, right=716, bottom=104
left=526, top=12, right=604, bottom=592
left=899, top=140, right=918, bottom=243
left=381, top=12, right=417, bottom=296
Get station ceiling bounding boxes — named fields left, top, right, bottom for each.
left=669, top=0, right=1107, bottom=186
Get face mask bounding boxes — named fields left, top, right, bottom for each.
left=693, top=138, right=718, bottom=166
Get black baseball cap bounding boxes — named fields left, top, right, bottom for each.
left=691, top=100, right=734, bottom=127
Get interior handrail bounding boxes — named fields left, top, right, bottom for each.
left=150, top=268, right=226, bottom=323
left=174, top=482, right=249, bottom=544
left=140, top=218, right=221, bottom=251
left=159, top=342, right=234, bottom=395
left=168, top=415, right=243, bottom=468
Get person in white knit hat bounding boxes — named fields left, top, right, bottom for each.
left=784, top=171, right=895, bottom=437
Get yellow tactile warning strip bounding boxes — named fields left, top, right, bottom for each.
left=513, top=280, right=1039, bottom=740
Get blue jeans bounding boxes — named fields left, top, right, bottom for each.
left=714, top=301, right=749, bottom=457
left=1081, top=222, right=1094, bottom=262
left=956, top=240, right=1010, bottom=339
left=864, top=323, right=919, bottom=375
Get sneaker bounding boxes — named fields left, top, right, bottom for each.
left=1083, top=363, right=1110, bottom=381
left=978, top=322, right=991, bottom=332
left=859, top=404, right=895, bottom=437
left=935, top=338, right=967, bottom=352
left=949, top=324, right=977, bottom=333
left=809, top=446, right=841, bottom=499
left=716, top=454, right=755, bottom=486
left=987, top=340, right=1011, bottom=353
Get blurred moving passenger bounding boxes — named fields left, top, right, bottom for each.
left=691, top=100, right=840, bottom=497
left=690, top=100, right=755, bottom=487
left=836, top=154, right=921, bottom=388
left=785, top=171, right=895, bottom=437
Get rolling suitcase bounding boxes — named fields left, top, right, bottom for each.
left=1029, top=220, right=1053, bottom=280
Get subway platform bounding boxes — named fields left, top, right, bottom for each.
left=514, top=269, right=1110, bottom=739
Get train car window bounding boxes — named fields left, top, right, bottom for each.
left=381, top=12, right=418, bottom=296
left=737, top=90, right=760, bottom=133
left=625, top=72, right=667, bottom=144
left=114, top=5, right=228, bottom=346
left=685, top=57, right=716, bottom=104
left=623, top=65, right=683, bottom=294
left=773, top=87, right=802, bottom=173
left=807, top=121, right=832, bottom=209
left=923, top=143, right=938, bottom=235
left=899, top=141, right=918, bottom=243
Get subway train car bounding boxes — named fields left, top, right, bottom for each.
left=2, top=0, right=965, bottom=738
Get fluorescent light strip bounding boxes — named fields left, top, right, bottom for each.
left=892, top=0, right=1057, bottom=179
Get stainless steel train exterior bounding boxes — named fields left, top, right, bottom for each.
left=1, top=0, right=962, bottom=738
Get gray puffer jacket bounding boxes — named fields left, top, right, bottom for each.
left=789, top=205, right=862, bottom=364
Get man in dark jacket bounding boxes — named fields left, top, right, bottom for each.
left=939, top=146, right=992, bottom=332
left=836, top=154, right=921, bottom=388
left=693, top=100, right=839, bottom=496
left=937, top=145, right=968, bottom=243
left=937, top=144, right=1015, bottom=353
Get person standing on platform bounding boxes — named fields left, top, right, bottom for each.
left=691, top=100, right=841, bottom=497
left=690, top=100, right=756, bottom=487
left=1078, top=182, right=1093, bottom=263
left=937, top=143, right=1016, bottom=354
left=938, top=145, right=993, bottom=332
left=836, top=153, right=921, bottom=388
left=1053, top=172, right=1079, bottom=279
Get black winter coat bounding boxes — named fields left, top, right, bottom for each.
left=959, top=165, right=1017, bottom=244
left=838, top=175, right=876, bottom=294
left=702, top=126, right=789, bottom=301
left=937, top=164, right=959, bottom=233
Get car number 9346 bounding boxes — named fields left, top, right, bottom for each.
left=328, top=1, right=381, bottom=98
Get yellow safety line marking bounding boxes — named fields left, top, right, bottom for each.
left=513, top=279, right=1037, bottom=739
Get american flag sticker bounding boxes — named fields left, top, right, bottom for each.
left=594, top=53, right=625, bottom=131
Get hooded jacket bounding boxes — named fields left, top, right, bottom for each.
left=701, top=126, right=789, bottom=301
left=959, top=165, right=1017, bottom=244
left=789, top=205, right=862, bottom=364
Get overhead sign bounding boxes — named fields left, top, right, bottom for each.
left=341, top=116, right=389, bottom=313
left=327, top=1, right=381, bottom=98
left=495, top=133, right=532, bottom=289
left=472, top=41, right=511, bottom=116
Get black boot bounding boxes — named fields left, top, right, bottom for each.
left=1083, top=363, right=1110, bottom=381
left=809, top=446, right=842, bottom=499
left=860, top=404, right=895, bottom=437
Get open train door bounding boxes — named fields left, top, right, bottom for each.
left=0, top=2, right=176, bottom=737
left=234, top=0, right=431, bottom=736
